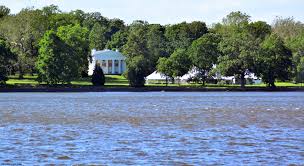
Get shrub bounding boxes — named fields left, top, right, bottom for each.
left=91, top=65, right=105, bottom=86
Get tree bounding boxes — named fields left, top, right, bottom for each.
left=188, top=33, right=221, bottom=85
left=288, top=31, right=304, bottom=83
left=222, top=11, right=250, bottom=26
left=91, top=64, right=105, bottom=86
left=169, top=49, right=191, bottom=79
left=82, top=12, right=109, bottom=30
left=0, top=8, right=49, bottom=78
left=214, top=11, right=251, bottom=35
left=157, top=49, right=191, bottom=85
left=272, top=17, right=304, bottom=42
left=255, top=34, right=293, bottom=87
left=126, top=55, right=149, bottom=87
left=106, top=18, right=125, bottom=39
left=57, top=24, right=90, bottom=76
left=146, top=24, right=169, bottom=66
left=106, top=30, right=128, bottom=50
left=157, top=57, right=173, bottom=86
left=0, top=39, right=15, bottom=84
left=123, top=22, right=150, bottom=87
left=36, top=30, right=80, bottom=84
left=217, top=32, right=261, bottom=88
left=165, top=21, right=208, bottom=54
left=0, top=6, right=10, bottom=19
left=89, top=22, right=108, bottom=50
left=247, top=21, right=271, bottom=39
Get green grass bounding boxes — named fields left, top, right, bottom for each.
left=6, top=74, right=129, bottom=87
left=5, top=74, right=304, bottom=88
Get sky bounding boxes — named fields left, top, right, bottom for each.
left=1, top=0, right=303, bottom=25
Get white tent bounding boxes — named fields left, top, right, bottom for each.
left=145, top=71, right=167, bottom=84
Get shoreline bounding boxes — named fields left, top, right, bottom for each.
left=1, top=86, right=304, bottom=92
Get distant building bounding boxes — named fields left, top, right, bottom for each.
left=88, top=49, right=127, bottom=75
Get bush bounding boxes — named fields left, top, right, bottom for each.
left=91, top=65, right=105, bottom=86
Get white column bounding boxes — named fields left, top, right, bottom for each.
left=118, top=60, right=121, bottom=74
left=112, top=60, right=115, bottom=74
left=106, top=60, right=109, bottom=74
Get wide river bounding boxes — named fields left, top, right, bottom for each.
left=0, top=92, right=303, bottom=165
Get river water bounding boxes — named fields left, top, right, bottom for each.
left=0, top=92, right=303, bottom=165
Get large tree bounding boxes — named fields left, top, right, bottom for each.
left=188, top=33, right=221, bottom=85
left=0, top=39, right=15, bottom=84
left=215, top=11, right=262, bottom=88
left=123, top=21, right=150, bottom=87
left=255, top=34, right=293, bottom=87
left=0, top=6, right=10, bottom=19
left=157, top=49, right=191, bottom=84
left=217, top=32, right=261, bottom=88
left=36, top=30, right=79, bottom=84
left=165, top=21, right=208, bottom=54
left=146, top=24, right=169, bottom=68
left=288, top=31, right=304, bottom=83
left=0, top=8, right=49, bottom=78
left=89, top=22, right=108, bottom=50
left=57, top=24, right=90, bottom=76
left=247, top=21, right=272, bottom=39
left=157, top=57, right=173, bottom=86
left=106, top=30, right=128, bottom=50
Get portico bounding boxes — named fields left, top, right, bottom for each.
left=88, top=49, right=127, bottom=75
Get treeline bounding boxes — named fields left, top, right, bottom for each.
left=0, top=5, right=303, bottom=87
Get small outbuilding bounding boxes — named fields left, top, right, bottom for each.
left=88, top=49, right=127, bottom=75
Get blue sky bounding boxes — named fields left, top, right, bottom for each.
left=1, top=0, right=303, bottom=25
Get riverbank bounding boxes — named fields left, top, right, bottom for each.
left=1, top=85, right=304, bottom=92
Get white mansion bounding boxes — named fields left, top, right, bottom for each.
left=88, top=49, right=127, bottom=75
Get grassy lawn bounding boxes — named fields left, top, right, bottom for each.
left=6, top=74, right=304, bottom=88
left=6, top=75, right=129, bottom=87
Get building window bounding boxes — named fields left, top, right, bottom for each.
left=114, top=60, right=119, bottom=74
left=121, top=60, right=124, bottom=72
left=102, top=60, right=106, bottom=67
left=108, top=60, right=112, bottom=74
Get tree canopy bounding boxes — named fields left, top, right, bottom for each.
left=0, top=6, right=302, bottom=87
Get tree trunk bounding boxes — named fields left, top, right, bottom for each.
left=165, top=77, right=168, bottom=87
left=270, top=80, right=276, bottom=88
left=240, top=72, right=245, bottom=88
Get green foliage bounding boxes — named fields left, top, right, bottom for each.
left=222, top=11, right=250, bottom=26
left=123, top=22, right=170, bottom=87
left=0, top=6, right=10, bottom=19
left=82, top=12, right=109, bottom=30
left=247, top=21, right=271, bottom=39
left=256, top=34, right=293, bottom=87
left=123, top=23, right=150, bottom=87
left=57, top=24, right=89, bottom=73
left=89, top=22, right=107, bottom=50
left=91, top=65, right=105, bottom=86
left=106, top=30, right=128, bottom=50
left=272, top=17, right=304, bottom=42
left=89, top=19, right=125, bottom=50
left=188, top=33, right=221, bottom=85
left=159, top=49, right=191, bottom=79
left=0, top=8, right=49, bottom=77
left=0, top=39, right=14, bottom=84
left=217, top=32, right=261, bottom=88
left=36, top=30, right=80, bottom=85
left=157, top=57, right=173, bottom=79
left=126, top=55, right=148, bottom=87
left=165, top=21, right=208, bottom=54
left=146, top=24, right=169, bottom=65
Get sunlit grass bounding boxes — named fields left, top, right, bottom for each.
left=5, top=74, right=304, bottom=88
